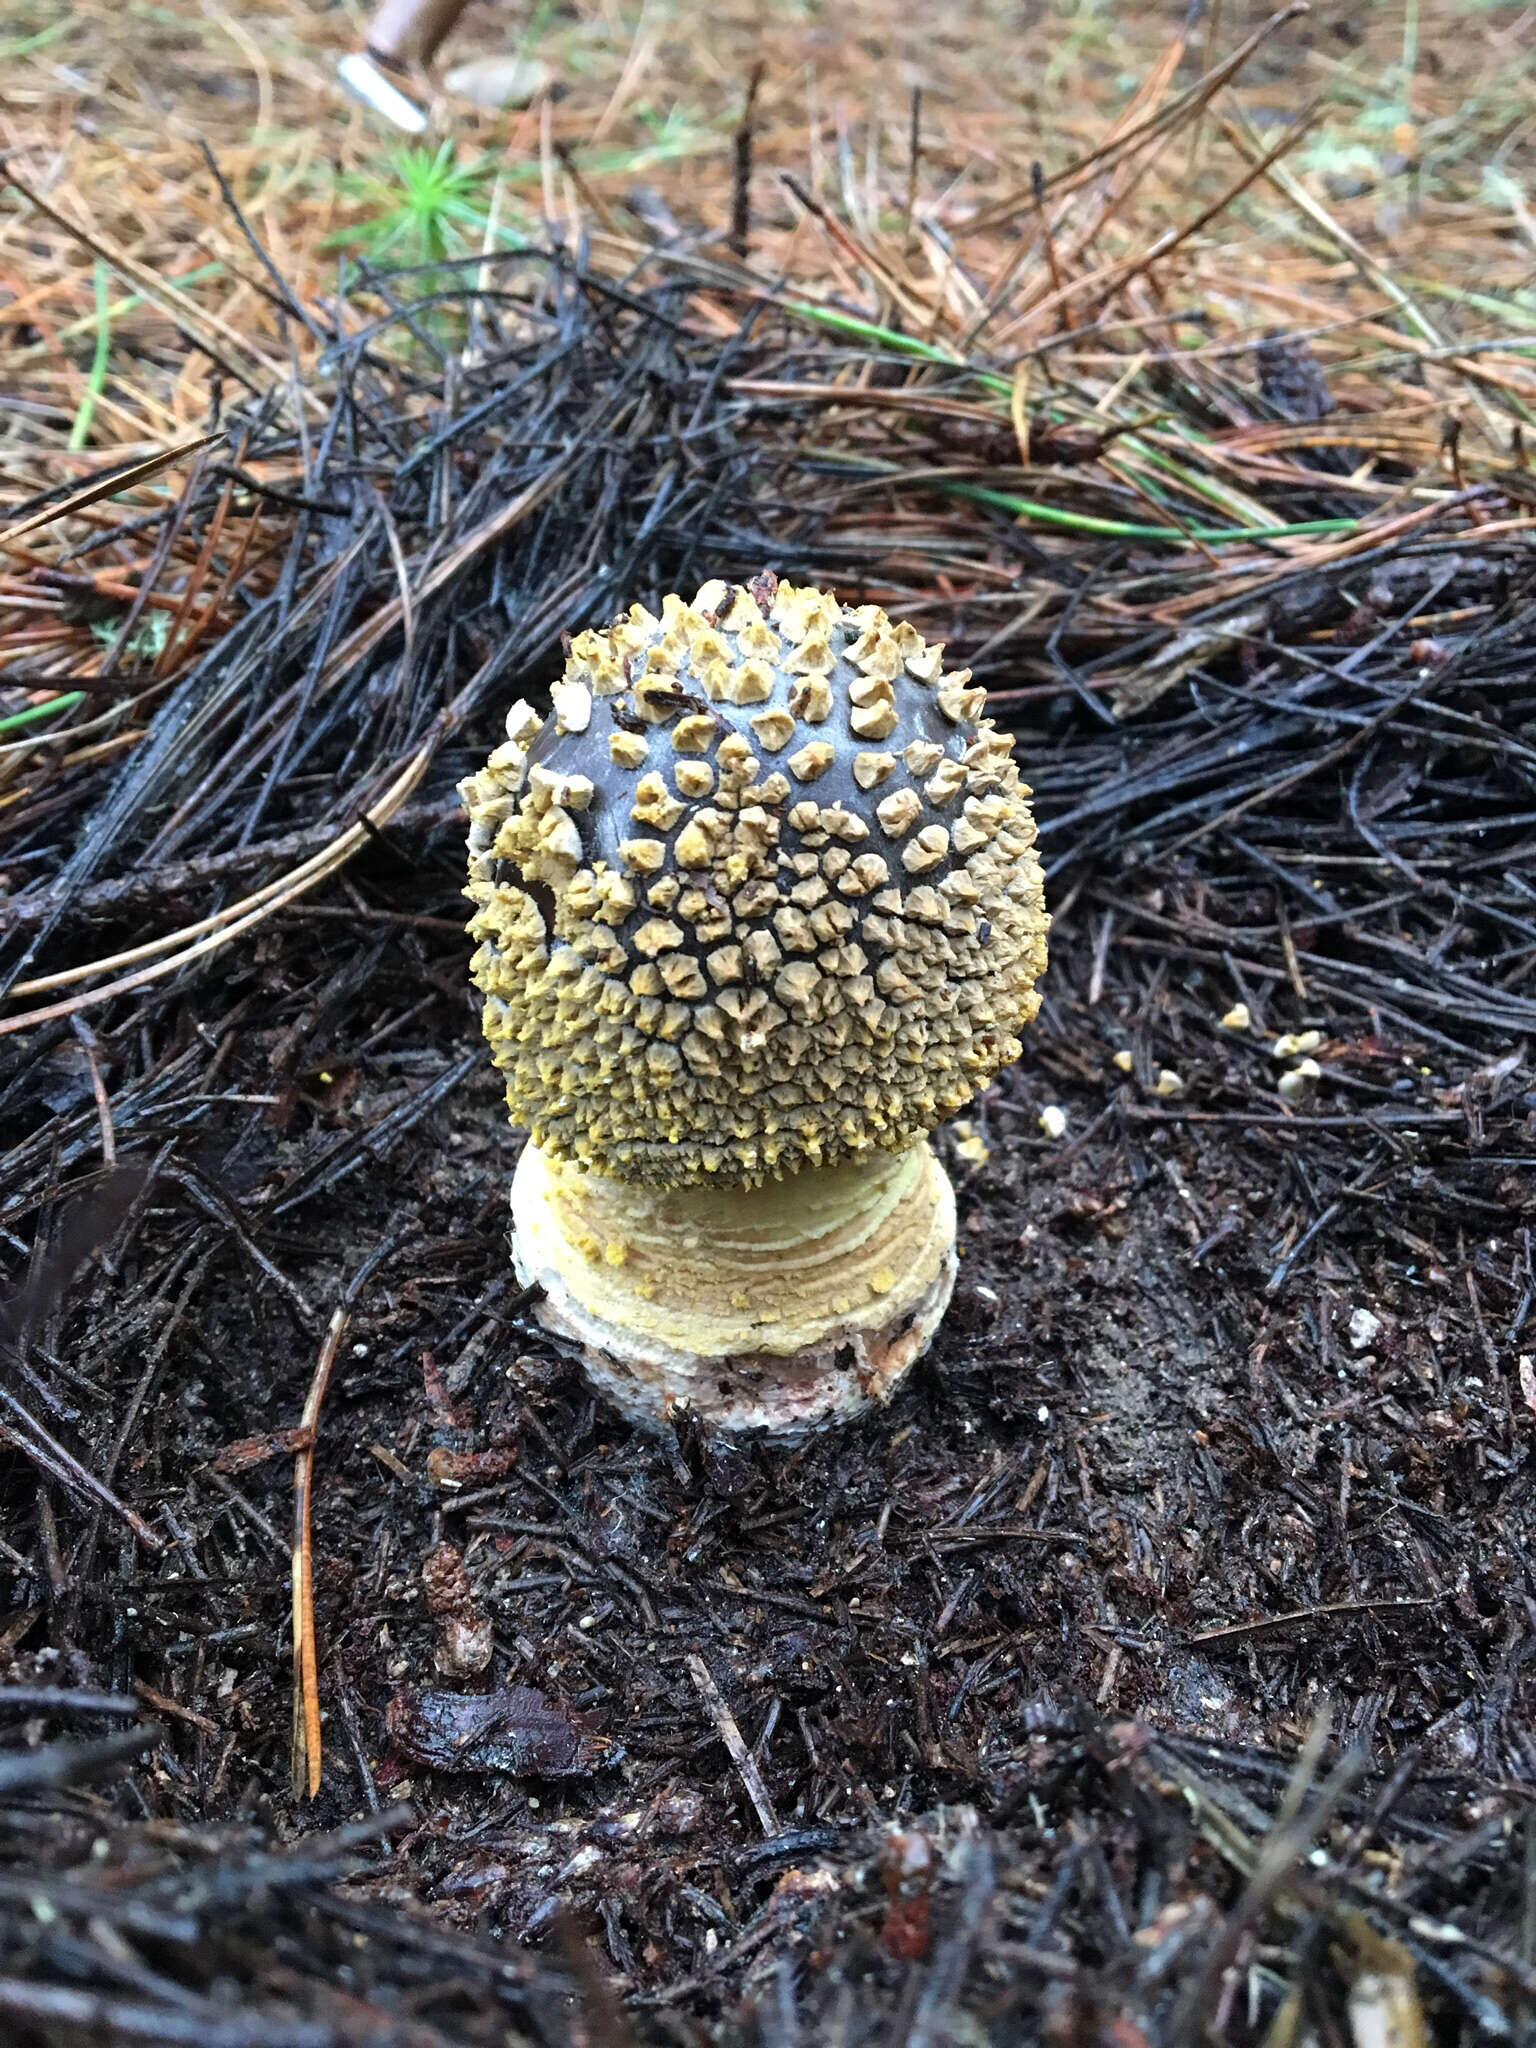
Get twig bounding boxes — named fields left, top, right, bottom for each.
left=730, top=63, right=764, bottom=260
left=68, top=1017, right=116, bottom=1168
left=0, top=1685, right=139, bottom=1713
left=3, top=801, right=456, bottom=930
left=0, top=1392, right=163, bottom=1552
left=0, top=1982, right=332, bottom=2048
left=1167, top=1710, right=1369, bottom=2034
left=1189, top=1597, right=1436, bottom=1645
left=686, top=1651, right=780, bottom=1836
left=0, top=1722, right=158, bottom=1795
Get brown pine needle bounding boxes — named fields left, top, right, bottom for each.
left=291, top=1300, right=348, bottom=1801
left=0, top=436, right=220, bottom=552
left=290, top=1239, right=399, bottom=1800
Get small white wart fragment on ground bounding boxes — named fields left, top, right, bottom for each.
left=1278, top=1058, right=1321, bottom=1101
left=1348, top=1307, right=1382, bottom=1351
left=442, top=55, right=554, bottom=108
left=1273, top=1029, right=1323, bottom=1058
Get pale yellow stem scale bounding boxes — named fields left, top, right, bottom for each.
left=512, top=1139, right=957, bottom=1432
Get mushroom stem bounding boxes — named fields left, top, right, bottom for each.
left=511, top=1140, right=957, bottom=1433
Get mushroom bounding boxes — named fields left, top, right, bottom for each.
left=460, top=576, right=1048, bottom=1432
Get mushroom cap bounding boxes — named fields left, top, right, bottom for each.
left=461, top=575, right=1048, bottom=1187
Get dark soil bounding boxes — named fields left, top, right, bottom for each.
left=3, top=833, right=1532, bottom=2042
left=1, top=249, right=1534, bottom=2045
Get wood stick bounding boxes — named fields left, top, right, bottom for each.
left=686, top=1652, right=780, bottom=1836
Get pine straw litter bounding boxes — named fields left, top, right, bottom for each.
left=1, top=7, right=1535, bottom=2042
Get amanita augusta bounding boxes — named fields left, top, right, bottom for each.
left=461, top=576, right=1048, bottom=1432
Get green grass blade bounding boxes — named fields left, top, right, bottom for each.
left=944, top=477, right=1357, bottom=544
left=67, top=260, right=112, bottom=452
left=782, top=299, right=1013, bottom=398
left=0, top=17, right=72, bottom=58
left=0, top=692, right=87, bottom=738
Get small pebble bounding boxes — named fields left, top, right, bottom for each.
left=1219, top=1002, right=1251, bottom=1032
left=1038, top=1104, right=1068, bottom=1140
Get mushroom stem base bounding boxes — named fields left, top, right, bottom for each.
left=510, top=1140, right=957, bottom=1434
